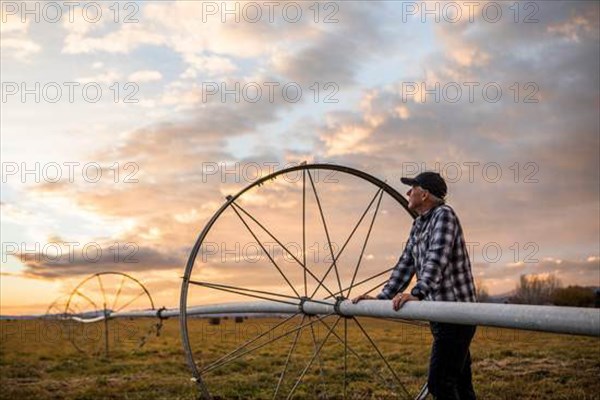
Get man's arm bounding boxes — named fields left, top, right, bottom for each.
left=411, top=207, right=458, bottom=299
left=376, top=238, right=416, bottom=300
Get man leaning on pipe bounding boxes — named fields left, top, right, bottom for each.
left=352, top=171, right=478, bottom=400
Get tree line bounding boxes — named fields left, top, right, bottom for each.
left=477, top=274, right=599, bottom=307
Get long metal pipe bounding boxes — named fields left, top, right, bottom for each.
left=97, top=300, right=599, bottom=337
left=318, top=300, right=600, bottom=337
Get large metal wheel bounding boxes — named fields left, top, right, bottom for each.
left=64, top=271, right=156, bottom=356
left=181, top=163, right=429, bottom=399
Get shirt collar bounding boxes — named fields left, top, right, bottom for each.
left=417, top=203, right=443, bottom=221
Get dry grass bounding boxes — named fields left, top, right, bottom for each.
left=0, top=316, right=598, bottom=399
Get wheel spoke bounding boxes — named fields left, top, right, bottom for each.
left=324, top=268, right=394, bottom=300
left=344, top=317, right=348, bottom=399
left=346, top=189, right=384, bottom=298
left=415, top=382, right=429, bottom=400
left=286, top=316, right=341, bottom=400
left=202, top=313, right=335, bottom=375
left=317, top=317, right=397, bottom=392
left=331, top=277, right=388, bottom=303
left=381, top=317, right=429, bottom=328
left=362, top=279, right=389, bottom=296
left=202, top=313, right=301, bottom=373
left=306, top=170, right=343, bottom=295
left=303, top=169, right=307, bottom=297
left=188, top=280, right=332, bottom=307
left=187, top=279, right=299, bottom=306
left=74, top=290, right=99, bottom=311
left=232, top=201, right=335, bottom=298
left=65, top=301, right=83, bottom=316
left=352, top=317, right=412, bottom=399
left=111, top=274, right=127, bottom=311
left=273, top=315, right=306, bottom=399
left=308, top=317, right=327, bottom=395
left=96, top=274, right=108, bottom=308
left=310, top=187, right=384, bottom=299
left=230, top=203, right=300, bottom=297
left=114, top=290, right=146, bottom=313
left=317, top=318, right=361, bottom=359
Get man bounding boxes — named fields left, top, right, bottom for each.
left=352, top=171, right=477, bottom=400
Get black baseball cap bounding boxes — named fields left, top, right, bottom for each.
left=401, top=171, right=447, bottom=199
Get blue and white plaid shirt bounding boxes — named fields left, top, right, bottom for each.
left=377, top=204, right=477, bottom=302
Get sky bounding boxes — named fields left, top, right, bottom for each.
left=1, top=1, right=599, bottom=315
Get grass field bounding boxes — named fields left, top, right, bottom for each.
left=0, top=316, right=598, bottom=399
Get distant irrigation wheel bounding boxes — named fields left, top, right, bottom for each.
left=45, top=294, right=79, bottom=319
left=64, top=271, right=156, bottom=356
left=181, top=163, right=431, bottom=399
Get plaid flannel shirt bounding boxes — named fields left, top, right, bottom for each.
left=377, top=204, right=477, bottom=302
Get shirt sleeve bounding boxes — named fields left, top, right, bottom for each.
left=413, top=207, right=458, bottom=299
left=376, top=229, right=416, bottom=300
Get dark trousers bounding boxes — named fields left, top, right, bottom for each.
left=427, top=322, right=477, bottom=400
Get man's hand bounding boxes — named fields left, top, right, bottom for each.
left=351, top=293, right=376, bottom=303
left=392, top=293, right=419, bottom=311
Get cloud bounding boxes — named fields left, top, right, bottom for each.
left=15, top=242, right=185, bottom=279
left=61, top=15, right=166, bottom=54
left=0, top=202, right=35, bottom=224
left=58, top=1, right=322, bottom=83
left=0, top=13, right=41, bottom=61
left=56, top=2, right=397, bottom=89
left=76, top=70, right=122, bottom=84
left=319, top=111, right=376, bottom=156
left=18, top=74, right=306, bottom=278
left=179, top=54, right=238, bottom=79
left=22, top=155, right=418, bottom=286
left=128, top=70, right=163, bottom=83
left=547, top=6, right=600, bottom=42
left=308, top=1, right=599, bottom=260
left=269, top=3, right=393, bottom=86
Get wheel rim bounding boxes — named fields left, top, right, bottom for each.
left=180, top=163, right=422, bottom=399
